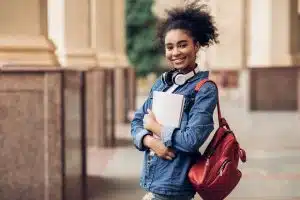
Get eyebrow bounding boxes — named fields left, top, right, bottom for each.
left=165, top=40, right=188, bottom=46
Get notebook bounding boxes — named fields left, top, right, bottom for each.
left=152, top=91, right=185, bottom=128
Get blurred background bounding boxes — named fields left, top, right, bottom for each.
left=0, top=0, right=299, bottom=200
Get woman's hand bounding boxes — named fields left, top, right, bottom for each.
left=143, top=135, right=175, bottom=160
left=143, top=109, right=162, bottom=137
left=152, top=139, right=176, bottom=160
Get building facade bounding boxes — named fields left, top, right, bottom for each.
left=0, top=1, right=299, bottom=200
left=154, top=0, right=300, bottom=111
left=0, top=0, right=299, bottom=113
left=0, top=0, right=132, bottom=124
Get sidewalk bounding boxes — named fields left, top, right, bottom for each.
left=87, top=95, right=300, bottom=200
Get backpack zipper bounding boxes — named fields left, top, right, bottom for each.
left=219, top=159, right=230, bottom=176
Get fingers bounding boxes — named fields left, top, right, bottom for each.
left=143, top=113, right=151, bottom=124
left=143, top=114, right=150, bottom=124
left=155, top=152, right=175, bottom=160
left=163, top=150, right=176, bottom=160
left=165, top=156, right=173, bottom=160
left=147, top=109, right=155, bottom=117
left=143, top=114, right=148, bottom=123
left=168, top=151, right=176, bottom=158
left=164, top=154, right=175, bottom=160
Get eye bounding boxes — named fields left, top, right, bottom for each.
left=178, top=43, right=187, bottom=48
left=165, top=46, right=173, bottom=51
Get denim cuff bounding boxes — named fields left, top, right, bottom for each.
left=135, top=129, right=150, bottom=151
left=161, top=126, right=176, bottom=147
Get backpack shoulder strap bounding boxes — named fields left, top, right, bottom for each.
left=194, top=79, right=229, bottom=129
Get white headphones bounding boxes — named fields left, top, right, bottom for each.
left=162, top=65, right=201, bottom=86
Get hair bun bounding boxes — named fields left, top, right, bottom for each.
left=157, top=1, right=219, bottom=48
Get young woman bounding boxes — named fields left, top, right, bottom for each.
left=131, top=3, right=219, bottom=200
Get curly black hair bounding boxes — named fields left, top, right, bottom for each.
left=157, top=1, right=219, bottom=48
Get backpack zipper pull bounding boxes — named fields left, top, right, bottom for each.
left=219, top=160, right=230, bottom=176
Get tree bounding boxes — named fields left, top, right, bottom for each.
left=126, top=0, right=162, bottom=77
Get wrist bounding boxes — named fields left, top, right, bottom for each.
left=153, top=123, right=162, bottom=136
left=143, top=134, right=154, bottom=148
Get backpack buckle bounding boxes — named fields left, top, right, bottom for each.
left=220, top=118, right=230, bottom=130
left=239, top=148, right=247, bottom=163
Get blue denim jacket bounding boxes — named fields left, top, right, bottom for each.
left=131, top=71, right=218, bottom=196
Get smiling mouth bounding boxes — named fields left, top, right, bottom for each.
left=172, top=58, right=185, bottom=64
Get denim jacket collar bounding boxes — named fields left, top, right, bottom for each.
left=186, top=70, right=209, bottom=83
left=159, top=70, right=210, bottom=92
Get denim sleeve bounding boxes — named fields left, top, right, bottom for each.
left=160, top=82, right=218, bottom=153
left=130, top=87, right=155, bottom=151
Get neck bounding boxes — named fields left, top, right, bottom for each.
left=179, top=63, right=197, bottom=74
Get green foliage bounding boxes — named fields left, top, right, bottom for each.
left=126, top=0, right=163, bottom=77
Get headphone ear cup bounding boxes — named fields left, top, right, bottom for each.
left=173, top=72, right=186, bottom=85
left=171, top=71, right=179, bottom=84
left=162, top=72, right=167, bottom=84
left=162, top=70, right=176, bottom=86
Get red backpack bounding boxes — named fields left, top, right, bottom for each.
left=188, top=79, right=247, bottom=200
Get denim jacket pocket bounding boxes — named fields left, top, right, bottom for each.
left=170, top=169, right=182, bottom=184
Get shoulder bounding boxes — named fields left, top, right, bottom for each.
left=195, top=80, right=218, bottom=99
left=195, top=79, right=217, bottom=93
left=150, top=75, right=163, bottom=91
left=199, top=81, right=217, bottom=93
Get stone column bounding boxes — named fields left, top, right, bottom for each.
left=247, top=0, right=298, bottom=67
left=90, top=0, right=116, bottom=67
left=112, top=0, right=129, bottom=124
left=298, top=0, right=300, bottom=112
left=295, top=0, right=300, bottom=64
left=113, top=0, right=130, bottom=67
left=90, top=0, right=129, bottom=124
left=48, top=0, right=97, bottom=66
left=0, top=0, right=58, bottom=66
left=247, top=0, right=299, bottom=110
left=85, top=0, right=115, bottom=147
left=0, top=68, right=62, bottom=200
left=197, top=0, right=247, bottom=102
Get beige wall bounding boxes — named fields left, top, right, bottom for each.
left=153, top=0, right=185, bottom=18
left=209, top=0, right=247, bottom=70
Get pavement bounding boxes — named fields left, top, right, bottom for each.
left=87, top=94, right=300, bottom=200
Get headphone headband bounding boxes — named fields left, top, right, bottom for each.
left=162, top=65, right=201, bottom=86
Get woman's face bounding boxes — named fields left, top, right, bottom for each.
left=164, top=29, right=199, bottom=72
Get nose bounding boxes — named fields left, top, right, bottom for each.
left=172, top=47, right=181, bottom=57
